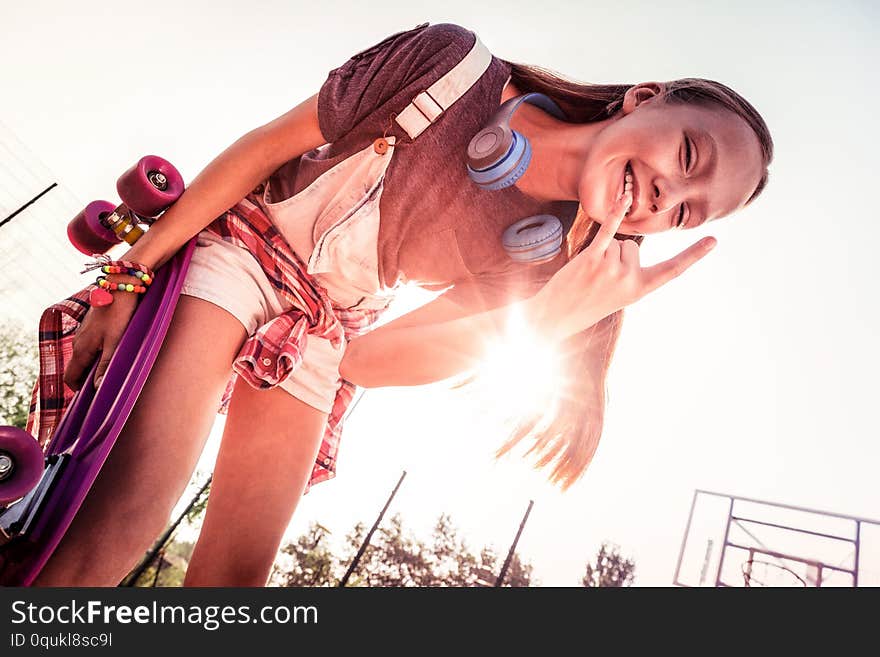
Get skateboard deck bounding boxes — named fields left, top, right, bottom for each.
left=0, top=238, right=195, bottom=585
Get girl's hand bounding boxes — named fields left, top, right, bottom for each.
left=533, top=189, right=717, bottom=342
left=64, top=291, right=139, bottom=391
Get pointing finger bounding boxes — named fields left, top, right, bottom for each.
left=641, top=237, right=717, bottom=294
left=590, top=190, right=632, bottom=254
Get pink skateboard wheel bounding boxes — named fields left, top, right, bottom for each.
left=67, top=200, right=120, bottom=255
left=116, top=155, right=185, bottom=217
left=0, top=426, right=44, bottom=506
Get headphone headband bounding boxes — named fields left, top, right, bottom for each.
left=496, top=92, right=566, bottom=126
left=466, top=93, right=566, bottom=180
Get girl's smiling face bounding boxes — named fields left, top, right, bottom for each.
left=577, top=83, right=765, bottom=235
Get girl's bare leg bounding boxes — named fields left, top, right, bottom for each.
left=34, top=297, right=247, bottom=586
left=184, top=379, right=328, bottom=586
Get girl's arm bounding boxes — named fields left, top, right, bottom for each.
left=339, top=187, right=717, bottom=389
left=124, top=93, right=326, bottom=269
left=66, top=94, right=327, bottom=390
left=339, top=291, right=557, bottom=388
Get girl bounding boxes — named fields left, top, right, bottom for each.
left=36, top=22, right=772, bottom=585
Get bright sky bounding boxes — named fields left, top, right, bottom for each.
left=1, top=0, right=878, bottom=586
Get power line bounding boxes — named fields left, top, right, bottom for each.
left=0, top=183, right=57, bottom=229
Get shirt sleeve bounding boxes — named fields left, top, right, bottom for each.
left=317, top=22, right=479, bottom=142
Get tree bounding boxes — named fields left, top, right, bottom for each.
left=124, top=507, right=537, bottom=587
left=339, top=514, right=434, bottom=587
left=273, top=513, right=536, bottom=587
left=129, top=539, right=193, bottom=588
left=502, top=552, right=534, bottom=588
left=271, top=522, right=337, bottom=587
left=582, top=542, right=636, bottom=587
left=428, top=513, right=487, bottom=586
left=0, top=320, right=39, bottom=429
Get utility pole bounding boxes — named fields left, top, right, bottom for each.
left=338, top=470, right=407, bottom=587
left=495, top=499, right=534, bottom=587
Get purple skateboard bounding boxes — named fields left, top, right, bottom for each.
left=0, top=156, right=190, bottom=585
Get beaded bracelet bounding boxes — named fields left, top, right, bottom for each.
left=82, top=256, right=157, bottom=307
left=98, top=265, right=153, bottom=287
left=81, top=255, right=155, bottom=281
left=95, top=276, right=148, bottom=294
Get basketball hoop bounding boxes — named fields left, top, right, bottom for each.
left=741, top=559, right=808, bottom=587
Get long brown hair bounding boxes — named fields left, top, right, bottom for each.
left=491, top=61, right=774, bottom=489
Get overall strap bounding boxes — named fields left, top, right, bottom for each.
left=394, top=35, right=493, bottom=140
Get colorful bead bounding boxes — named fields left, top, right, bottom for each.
left=125, top=284, right=134, bottom=292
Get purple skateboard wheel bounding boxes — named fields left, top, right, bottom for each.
left=67, top=200, right=120, bottom=255
left=0, top=427, right=44, bottom=506
left=117, top=155, right=185, bottom=217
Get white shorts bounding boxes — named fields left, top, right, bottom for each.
left=180, top=138, right=398, bottom=414
left=181, top=229, right=346, bottom=414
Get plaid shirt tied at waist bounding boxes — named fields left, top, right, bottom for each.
left=28, top=194, right=390, bottom=490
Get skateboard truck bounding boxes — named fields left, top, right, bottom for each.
left=99, top=204, right=147, bottom=245
left=98, top=170, right=171, bottom=245
left=0, top=454, right=69, bottom=546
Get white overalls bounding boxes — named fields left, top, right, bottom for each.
left=181, top=36, right=492, bottom=413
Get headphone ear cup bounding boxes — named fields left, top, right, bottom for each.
left=467, top=125, right=511, bottom=168
left=467, top=130, right=532, bottom=191
left=502, top=214, right=564, bottom=263
left=466, top=124, right=511, bottom=187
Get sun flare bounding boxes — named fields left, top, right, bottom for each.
left=472, top=307, right=564, bottom=419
